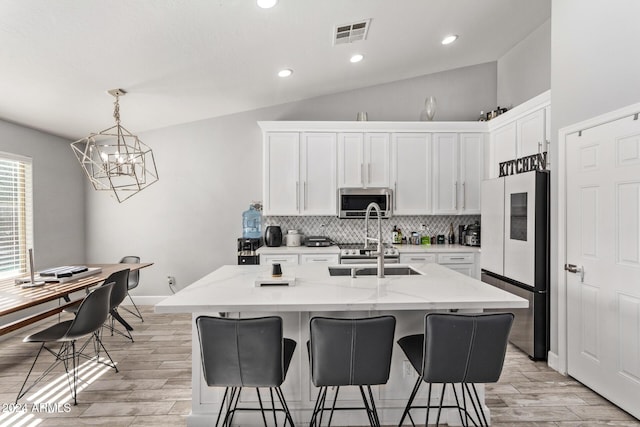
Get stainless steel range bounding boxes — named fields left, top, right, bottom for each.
left=338, top=243, right=399, bottom=264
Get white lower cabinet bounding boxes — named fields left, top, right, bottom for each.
left=300, top=254, right=339, bottom=264
left=399, top=253, right=436, bottom=264
left=399, top=251, right=478, bottom=278
left=260, top=254, right=299, bottom=265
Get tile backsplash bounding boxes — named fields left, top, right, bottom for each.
left=264, top=215, right=480, bottom=244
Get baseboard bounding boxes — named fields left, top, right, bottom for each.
left=120, top=295, right=168, bottom=306
left=547, top=351, right=561, bottom=373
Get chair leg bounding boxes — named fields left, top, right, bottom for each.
left=93, top=331, right=119, bottom=373
left=435, top=383, right=447, bottom=426
left=122, top=292, right=144, bottom=322
left=15, top=343, right=45, bottom=403
left=310, top=386, right=327, bottom=427
left=275, top=386, right=295, bottom=427
left=256, top=388, right=268, bottom=427
left=327, top=385, right=340, bottom=426
left=467, top=383, right=488, bottom=427
left=227, top=387, right=242, bottom=426
left=398, top=375, right=421, bottom=426
left=367, top=385, right=381, bottom=427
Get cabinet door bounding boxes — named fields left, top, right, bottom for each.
left=391, top=133, right=431, bottom=215
left=364, top=133, right=390, bottom=187
left=299, top=254, right=339, bottom=264
left=490, top=123, right=516, bottom=178
left=459, top=133, right=484, bottom=214
left=301, top=133, right=337, bottom=215
left=517, top=109, right=545, bottom=158
left=432, top=133, right=458, bottom=214
left=261, top=254, right=299, bottom=265
left=337, top=133, right=364, bottom=188
left=264, top=132, right=299, bottom=215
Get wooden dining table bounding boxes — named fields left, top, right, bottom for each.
left=0, top=262, right=153, bottom=336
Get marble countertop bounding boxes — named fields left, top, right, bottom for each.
left=257, top=246, right=341, bottom=255
left=155, top=262, right=526, bottom=313
left=393, top=243, right=480, bottom=253
left=256, top=243, right=479, bottom=254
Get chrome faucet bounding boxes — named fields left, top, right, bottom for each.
left=364, top=202, right=385, bottom=278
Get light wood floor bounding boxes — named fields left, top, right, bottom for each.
left=0, top=307, right=638, bottom=426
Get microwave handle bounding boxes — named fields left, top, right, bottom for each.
left=394, top=182, right=397, bottom=209
left=368, top=163, right=371, bottom=185
left=361, top=163, right=365, bottom=186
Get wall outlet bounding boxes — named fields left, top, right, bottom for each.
left=167, top=276, right=176, bottom=286
left=402, top=360, right=416, bottom=378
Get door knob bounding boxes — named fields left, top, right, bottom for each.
left=564, top=263, right=584, bottom=282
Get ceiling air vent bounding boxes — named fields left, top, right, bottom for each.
left=334, top=19, right=371, bottom=45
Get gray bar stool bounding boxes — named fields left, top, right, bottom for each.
left=196, top=316, right=297, bottom=426
left=308, top=315, right=396, bottom=427
left=397, top=312, right=514, bottom=427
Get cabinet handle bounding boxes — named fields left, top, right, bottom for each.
left=454, top=182, right=458, bottom=210
left=410, top=257, right=426, bottom=261
left=304, top=181, right=308, bottom=210
left=311, top=258, right=328, bottom=262
left=368, top=163, right=372, bottom=184
left=361, top=163, right=365, bottom=186
left=462, top=182, right=466, bottom=210
left=538, top=142, right=542, bottom=154
left=271, top=259, right=288, bottom=262
left=296, top=182, right=299, bottom=210
left=449, top=257, right=466, bottom=260
left=394, top=182, right=398, bottom=209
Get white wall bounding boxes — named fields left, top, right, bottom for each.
left=84, top=62, right=497, bottom=296
left=497, top=19, right=551, bottom=108
left=0, top=119, right=85, bottom=269
left=549, top=0, right=640, bottom=356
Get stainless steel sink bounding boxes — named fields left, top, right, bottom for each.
left=328, top=266, right=422, bottom=277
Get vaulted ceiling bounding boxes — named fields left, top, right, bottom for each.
left=0, top=0, right=550, bottom=140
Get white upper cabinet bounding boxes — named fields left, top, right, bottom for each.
left=517, top=108, right=546, bottom=158
left=459, top=133, right=484, bottom=214
left=300, top=133, right=337, bottom=215
left=391, top=133, right=431, bottom=215
left=263, top=132, right=337, bottom=216
left=487, top=90, right=551, bottom=178
left=432, top=133, right=484, bottom=214
left=338, top=133, right=390, bottom=188
left=364, top=133, right=390, bottom=187
left=491, top=122, right=517, bottom=178
left=432, top=133, right=459, bottom=214
left=263, top=132, right=300, bottom=215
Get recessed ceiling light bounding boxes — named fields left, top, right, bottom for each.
left=278, top=68, right=293, bottom=78
left=257, top=0, right=278, bottom=8
left=350, top=54, right=364, bottom=63
left=441, top=35, right=458, bottom=45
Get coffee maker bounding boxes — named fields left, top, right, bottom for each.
left=237, top=238, right=262, bottom=265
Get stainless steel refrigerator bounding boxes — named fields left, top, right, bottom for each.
left=480, top=170, right=549, bottom=360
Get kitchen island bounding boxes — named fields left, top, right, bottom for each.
left=156, top=262, right=527, bottom=426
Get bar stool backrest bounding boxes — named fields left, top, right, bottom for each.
left=309, top=316, right=396, bottom=387
left=64, top=282, right=115, bottom=341
left=196, top=316, right=285, bottom=388
left=422, top=313, right=514, bottom=384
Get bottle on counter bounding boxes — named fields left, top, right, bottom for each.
left=392, top=226, right=399, bottom=244
left=448, top=223, right=455, bottom=244
left=242, top=204, right=262, bottom=239
left=396, top=228, right=403, bottom=244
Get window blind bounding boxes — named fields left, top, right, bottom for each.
left=0, top=153, right=33, bottom=279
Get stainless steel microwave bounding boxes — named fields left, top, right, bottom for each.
left=338, top=188, right=392, bottom=219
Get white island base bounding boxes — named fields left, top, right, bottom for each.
left=156, top=263, right=527, bottom=426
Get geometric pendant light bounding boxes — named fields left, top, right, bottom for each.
left=70, top=89, right=159, bottom=203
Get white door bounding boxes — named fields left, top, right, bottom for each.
left=263, top=132, right=299, bottom=215
left=364, top=133, right=390, bottom=187
left=391, top=133, right=431, bottom=215
left=432, top=133, right=458, bottom=214
left=480, top=178, right=505, bottom=276
left=301, top=133, right=337, bottom=215
left=566, top=115, right=640, bottom=419
left=337, top=133, right=364, bottom=187
left=459, top=133, right=484, bottom=214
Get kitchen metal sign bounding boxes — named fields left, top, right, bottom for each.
left=499, top=152, right=548, bottom=177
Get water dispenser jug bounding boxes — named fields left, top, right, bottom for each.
left=242, top=204, right=262, bottom=239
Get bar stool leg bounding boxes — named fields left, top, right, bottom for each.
left=398, top=375, right=421, bottom=426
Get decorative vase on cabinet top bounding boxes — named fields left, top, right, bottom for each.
left=423, top=96, right=437, bottom=121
